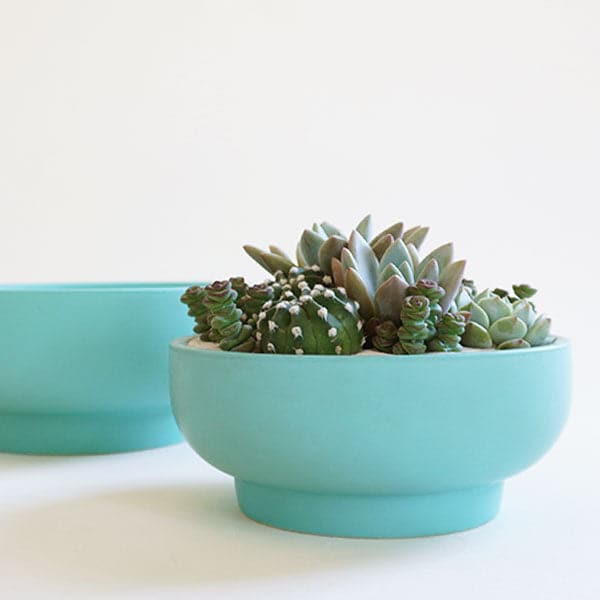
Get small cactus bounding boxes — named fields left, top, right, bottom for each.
left=239, top=282, right=280, bottom=324
left=256, top=285, right=364, bottom=355
left=275, top=265, right=333, bottom=294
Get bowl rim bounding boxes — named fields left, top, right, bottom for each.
left=170, top=335, right=570, bottom=362
left=0, top=282, right=193, bottom=293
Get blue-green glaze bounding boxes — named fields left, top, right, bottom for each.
left=170, top=337, right=571, bottom=538
left=0, top=283, right=194, bottom=455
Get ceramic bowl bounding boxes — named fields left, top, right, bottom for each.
left=170, top=336, right=571, bottom=538
left=0, top=283, right=193, bottom=454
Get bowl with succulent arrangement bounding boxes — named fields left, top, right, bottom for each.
left=170, top=217, right=571, bottom=538
left=0, top=282, right=192, bottom=455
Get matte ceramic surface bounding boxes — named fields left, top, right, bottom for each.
left=170, top=337, right=571, bottom=538
left=0, top=283, right=194, bottom=454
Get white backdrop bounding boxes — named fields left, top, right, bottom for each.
left=1, top=1, right=599, bottom=598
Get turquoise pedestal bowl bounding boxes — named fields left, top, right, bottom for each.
left=170, top=337, right=571, bottom=538
left=0, top=283, right=193, bottom=455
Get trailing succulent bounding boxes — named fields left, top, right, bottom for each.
left=372, top=280, right=468, bottom=354
left=181, top=216, right=556, bottom=355
left=181, top=280, right=255, bottom=352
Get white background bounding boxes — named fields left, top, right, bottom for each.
left=1, top=1, right=599, bottom=598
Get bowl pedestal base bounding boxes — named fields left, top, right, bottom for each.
left=0, top=408, right=182, bottom=455
left=236, top=480, right=503, bottom=538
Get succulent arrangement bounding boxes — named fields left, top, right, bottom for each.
left=181, top=216, right=556, bottom=355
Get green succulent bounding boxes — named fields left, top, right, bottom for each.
left=372, top=280, right=468, bottom=355
left=372, top=320, right=399, bottom=353
left=393, top=295, right=433, bottom=354
left=459, top=285, right=554, bottom=350
left=427, top=312, right=468, bottom=353
left=243, top=215, right=429, bottom=277
left=334, top=227, right=466, bottom=324
left=182, top=279, right=256, bottom=352
left=238, top=282, right=281, bottom=325
left=256, top=284, right=364, bottom=355
left=180, top=285, right=211, bottom=337
left=276, top=265, right=332, bottom=293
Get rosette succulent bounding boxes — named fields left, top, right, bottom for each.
left=243, top=215, right=429, bottom=277
left=333, top=228, right=466, bottom=324
left=458, top=284, right=554, bottom=350
left=256, top=284, right=363, bottom=355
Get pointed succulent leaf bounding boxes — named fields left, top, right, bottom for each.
left=417, top=242, right=453, bottom=278
left=317, top=235, right=347, bottom=274
left=320, top=221, right=344, bottom=238
left=345, top=267, right=375, bottom=320
left=466, top=301, right=490, bottom=328
left=296, top=242, right=308, bottom=267
left=455, top=284, right=475, bottom=311
left=261, top=252, right=295, bottom=275
left=348, top=230, right=378, bottom=296
left=403, top=226, right=429, bottom=249
left=497, top=338, right=531, bottom=350
left=341, top=246, right=359, bottom=273
left=512, top=299, right=537, bottom=327
left=331, top=257, right=345, bottom=287
left=311, top=222, right=328, bottom=237
left=407, top=243, right=420, bottom=270
left=355, top=214, right=373, bottom=241
left=398, top=260, right=415, bottom=285
left=374, top=275, right=409, bottom=324
left=474, top=288, right=493, bottom=302
left=379, top=238, right=412, bottom=273
left=524, top=315, right=552, bottom=346
left=438, top=259, right=466, bottom=312
left=489, top=316, right=528, bottom=345
left=371, top=221, right=404, bottom=246
left=268, top=245, right=293, bottom=262
left=479, top=295, right=512, bottom=323
left=418, top=258, right=439, bottom=283
left=462, top=321, right=493, bottom=348
left=243, top=245, right=272, bottom=273
left=370, top=234, right=394, bottom=260
left=377, top=262, right=406, bottom=286
left=300, top=229, right=326, bottom=267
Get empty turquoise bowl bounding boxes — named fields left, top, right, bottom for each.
left=170, top=337, right=571, bottom=538
left=0, top=283, right=193, bottom=455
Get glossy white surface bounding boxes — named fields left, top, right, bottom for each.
left=1, top=403, right=598, bottom=600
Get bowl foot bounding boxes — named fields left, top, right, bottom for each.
left=0, top=409, right=182, bottom=455
left=235, top=480, right=503, bottom=538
